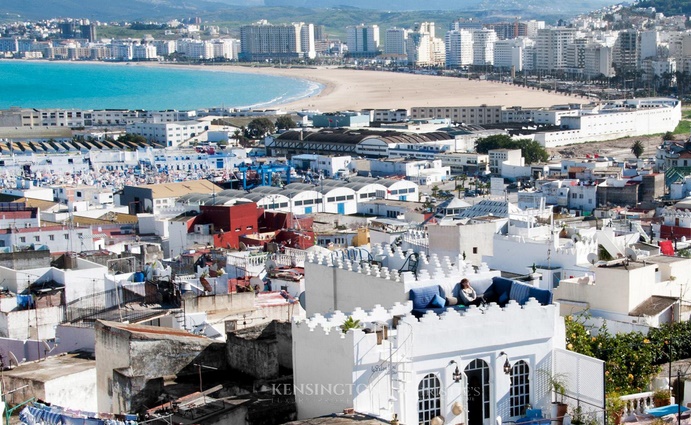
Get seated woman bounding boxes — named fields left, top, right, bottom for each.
left=458, top=278, right=482, bottom=306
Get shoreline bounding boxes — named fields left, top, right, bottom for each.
left=2, top=59, right=579, bottom=112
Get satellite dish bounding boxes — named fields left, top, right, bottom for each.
left=298, top=292, right=306, bottom=310
left=587, top=253, right=598, bottom=265
left=8, top=351, right=20, bottom=367
left=249, top=276, right=263, bottom=288
left=265, top=258, right=278, bottom=272
left=239, top=242, right=247, bottom=251
left=625, top=248, right=638, bottom=262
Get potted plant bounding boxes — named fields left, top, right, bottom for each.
left=340, top=316, right=362, bottom=334
left=652, top=388, right=671, bottom=407
left=542, top=371, right=569, bottom=425
left=606, top=392, right=626, bottom=425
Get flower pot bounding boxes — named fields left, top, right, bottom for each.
left=551, top=402, right=568, bottom=425
left=653, top=398, right=669, bottom=407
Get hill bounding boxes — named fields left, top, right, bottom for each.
left=635, top=0, right=691, bottom=16
left=1, top=0, right=618, bottom=24
left=0, top=0, right=228, bottom=22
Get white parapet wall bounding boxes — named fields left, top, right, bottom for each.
left=303, top=243, right=500, bottom=316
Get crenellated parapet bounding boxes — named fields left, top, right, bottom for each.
left=305, top=243, right=498, bottom=289
left=294, top=297, right=559, bottom=352
left=294, top=302, right=413, bottom=335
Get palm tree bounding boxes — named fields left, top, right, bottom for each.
left=631, top=140, right=644, bottom=159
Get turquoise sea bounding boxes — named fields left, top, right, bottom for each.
left=0, top=61, right=321, bottom=110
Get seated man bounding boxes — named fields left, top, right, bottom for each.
left=458, top=278, right=483, bottom=306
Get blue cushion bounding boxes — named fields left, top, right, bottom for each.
left=409, top=286, right=440, bottom=310
left=510, top=281, right=532, bottom=305
left=429, top=294, right=446, bottom=309
left=498, top=291, right=509, bottom=305
left=528, top=286, right=553, bottom=305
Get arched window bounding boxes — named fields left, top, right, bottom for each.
left=510, top=360, right=530, bottom=417
left=418, top=373, right=442, bottom=425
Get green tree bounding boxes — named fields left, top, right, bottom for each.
left=245, top=118, right=275, bottom=139
left=630, top=140, right=644, bottom=159
left=475, top=134, right=548, bottom=164
left=275, top=114, right=297, bottom=130
left=517, top=139, right=550, bottom=164
left=566, top=316, right=660, bottom=394
left=663, top=131, right=675, bottom=141
left=475, top=134, right=514, bottom=153
left=117, top=133, right=148, bottom=145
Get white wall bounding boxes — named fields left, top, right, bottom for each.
left=44, top=367, right=97, bottom=411
left=304, top=244, right=499, bottom=316
left=0, top=306, right=64, bottom=339
left=293, top=299, right=566, bottom=424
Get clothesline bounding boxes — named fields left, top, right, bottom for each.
left=20, top=402, right=138, bottom=425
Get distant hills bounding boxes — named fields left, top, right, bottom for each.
left=635, top=0, right=691, bottom=16
left=0, top=0, right=229, bottom=22
left=0, top=0, right=620, bottom=24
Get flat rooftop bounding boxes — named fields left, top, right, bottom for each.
left=3, top=353, right=94, bottom=383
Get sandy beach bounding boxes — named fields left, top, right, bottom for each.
left=7, top=59, right=578, bottom=112
left=177, top=64, right=579, bottom=112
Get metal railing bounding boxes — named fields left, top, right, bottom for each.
left=65, top=282, right=153, bottom=325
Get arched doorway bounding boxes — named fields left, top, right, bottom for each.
left=466, top=359, right=490, bottom=425
left=418, top=373, right=441, bottom=425
left=510, top=360, right=530, bottom=417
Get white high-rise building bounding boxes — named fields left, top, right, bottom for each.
left=535, top=27, right=578, bottom=70
left=640, top=30, right=659, bottom=60
left=407, top=23, right=442, bottom=66
left=110, top=42, right=133, bottom=61
left=211, top=39, right=238, bottom=60
left=445, top=29, right=473, bottom=67
left=472, top=29, right=497, bottom=66
left=152, top=40, right=176, bottom=57
left=524, top=20, right=546, bottom=38
left=132, top=44, right=157, bottom=60
left=178, top=39, right=214, bottom=60
left=239, top=20, right=315, bottom=61
left=346, top=24, right=380, bottom=54
left=385, top=27, right=408, bottom=55
left=583, top=43, right=614, bottom=78
left=494, top=37, right=534, bottom=71
left=299, top=23, right=316, bottom=59
left=431, top=37, right=446, bottom=65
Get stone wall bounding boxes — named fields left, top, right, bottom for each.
left=0, top=250, right=51, bottom=271
left=226, top=321, right=292, bottom=380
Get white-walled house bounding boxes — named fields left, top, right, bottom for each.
left=293, top=298, right=604, bottom=425
left=554, top=254, right=691, bottom=332
left=291, top=154, right=352, bottom=178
